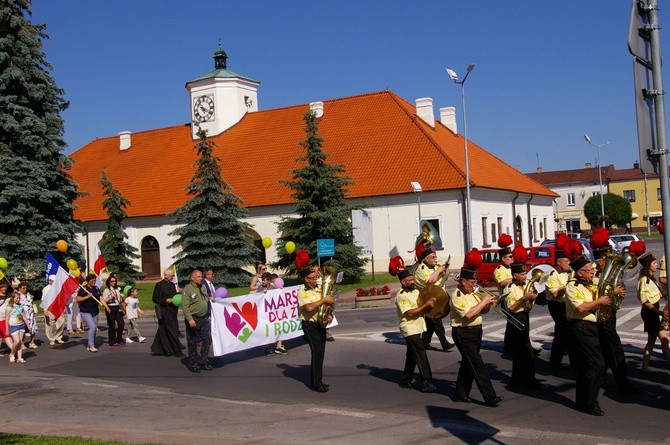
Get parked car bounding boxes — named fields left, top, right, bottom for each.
left=567, top=232, right=584, bottom=239
left=541, top=238, right=595, bottom=262
left=610, top=234, right=641, bottom=252
left=476, top=245, right=555, bottom=287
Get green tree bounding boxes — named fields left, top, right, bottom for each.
left=0, top=0, right=82, bottom=290
left=169, top=128, right=259, bottom=287
left=584, top=193, right=633, bottom=228
left=99, top=171, right=145, bottom=284
left=274, top=109, right=366, bottom=283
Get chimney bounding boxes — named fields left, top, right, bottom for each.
left=585, top=162, right=592, bottom=168
left=536, top=167, right=543, bottom=173
left=309, top=101, right=324, bottom=118
left=119, top=131, right=131, bottom=151
left=439, top=106, right=457, bottom=133
left=415, top=97, right=435, bottom=127
left=634, top=161, right=640, bottom=169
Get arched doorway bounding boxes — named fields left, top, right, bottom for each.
left=515, top=215, right=523, bottom=245
left=141, top=236, right=161, bottom=278
left=247, top=228, right=266, bottom=263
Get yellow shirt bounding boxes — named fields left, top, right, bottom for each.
left=565, top=280, right=598, bottom=322
left=545, top=269, right=571, bottom=303
left=395, top=288, right=426, bottom=337
left=660, top=256, right=666, bottom=279
left=494, top=264, right=512, bottom=289
left=298, top=285, right=322, bottom=322
left=449, top=288, right=483, bottom=327
left=637, top=276, right=662, bottom=305
left=503, top=282, right=527, bottom=313
left=413, top=262, right=446, bottom=290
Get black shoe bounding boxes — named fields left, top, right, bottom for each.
left=201, top=363, right=213, bottom=371
left=311, top=384, right=329, bottom=393
left=188, top=364, right=201, bottom=373
left=442, top=344, right=455, bottom=352
left=174, top=351, right=184, bottom=357
left=618, top=385, right=638, bottom=394
left=585, top=406, right=604, bottom=416
left=426, top=345, right=440, bottom=351
left=484, top=396, right=503, bottom=407
left=398, top=381, right=414, bottom=389
left=420, top=382, right=437, bottom=393
left=549, top=362, right=569, bottom=371
left=454, top=395, right=472, bottom=403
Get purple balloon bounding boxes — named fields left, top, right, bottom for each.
left=214, top=287, right=228, bottom=299
left=273, top=277, right=284, bottom=289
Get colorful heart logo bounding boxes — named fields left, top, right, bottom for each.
left=232, top=302, right=258, bottom=330
left=224, top=307, right=245, bottom=337
left=238, top=327, right=252, bottom=343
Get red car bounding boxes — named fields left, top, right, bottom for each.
left=476, top=245, right=555, bottom=287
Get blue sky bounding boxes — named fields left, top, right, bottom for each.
left=30, top=1, right=660, bottom=173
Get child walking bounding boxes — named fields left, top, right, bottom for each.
left=124, top=286, right=146, bottom=343
left=6, top=292, right=26, bottom=363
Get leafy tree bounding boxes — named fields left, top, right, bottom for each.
left=99, top=171, right=145, bottom=284
left=584, top=193, right=633, bottom=228
left=274, top=109, right=366, bottom=283
left=169, top=128, right=260, bottom=287
left=0, top=0, right=82, bottom=291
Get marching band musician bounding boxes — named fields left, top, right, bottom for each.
left=544, top=234, right=573, bottom=371
left=296, top=250, right=334, bottom=393
left=564, top=245, right=611, bottom=416
left=590, top=228, right=636, bottom=393
left=636, top=251, right=670, bottom=373
left=450, top=250, right=503, bottom=406
left=502, top=245, right=539, bottom=388
left=494, top=234, right=514, bottom=355
left=390, top=256, right=438, bottom=393
left=412, top=244, right=454, bottom=352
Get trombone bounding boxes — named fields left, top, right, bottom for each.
left=473, top=286, right=525, bottom=331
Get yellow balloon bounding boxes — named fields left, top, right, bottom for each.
left=66, top=259, right=78, bottom=271
left=0, top=270, right=4, bottom=281
left=56, top=240, right=68, bottom=253
left=71, top=269, right=81, bottom=278
left=0, top=257, right=7, bottom=269
left=262, top=237, right=272, bottom=249
left=285, top=241, right=296, bottom=254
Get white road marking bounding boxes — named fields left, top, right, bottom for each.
left=306, top=407, right=375, bottom=418
left=82, top=382, right=118, bottom=388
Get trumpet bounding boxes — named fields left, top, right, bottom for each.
left=473, top=286, right=525, bottom=331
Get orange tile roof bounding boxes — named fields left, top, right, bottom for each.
left=525, top=165, right=614, bottom=185
left=70, top=90, right=556, bottom=222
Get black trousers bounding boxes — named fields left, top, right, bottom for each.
left=452, top=325, right=497, bottom=402
left=509, top=311, right=536, bottom=385
left=598, top=313, right=630, bottom=389
left=422, top=316, right=452, bottom=349
left=547, top=300, right=571, bottom=367
left=568, top=319, right=605, bottom=410
left=185, top=315, right=212, bottom=366
left=401, top=333, right=433, bottom=385
left=106, top=306, right=125, bottom=345
left=302, top=321, right=326, bottom=388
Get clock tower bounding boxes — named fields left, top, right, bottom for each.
left=186, top=44, right=260, bottom=139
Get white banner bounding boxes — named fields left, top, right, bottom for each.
left=210, top=285, right=338, bottom=356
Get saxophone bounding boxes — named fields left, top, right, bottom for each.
left=596, top=248, right=637, bottom=323
left=316, top=266, right=337, bottom=327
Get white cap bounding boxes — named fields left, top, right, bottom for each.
left=48, top=275, right=56, bottom=282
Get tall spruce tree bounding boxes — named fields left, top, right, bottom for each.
left=169, top=128, right=260, bottom=287
left=275, top=109, right=366, bottom=283
left=0, top=0, right=82, bottom=290
left=99, top=171, right=145, bottom=284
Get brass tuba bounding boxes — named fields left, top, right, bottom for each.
left=417, top=284, right=450, bottom=318
left=596, top=247, right=637, bottom=323
left=473, top=286, right=525, bottom=331
left=522, top=268, right=544, bottom=310
left=316, top=266, right=337, bottom=327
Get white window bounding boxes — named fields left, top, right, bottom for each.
left=567, top=193, right=575, bottom=206
left=481, top=217, right=489, bottom=246
left=623, top=190, right=636, bottom=202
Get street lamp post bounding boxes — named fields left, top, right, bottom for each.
left=583, top=134, right=610, bottom=228
left=411, top=181, right=423, bottom=234
left=447, top=64, right=475, bottom=251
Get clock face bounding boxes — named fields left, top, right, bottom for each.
left=193, top=95, right=215, bottom=122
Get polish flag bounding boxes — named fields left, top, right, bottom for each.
left=40, top=265, right=80, bottom=319
left=93, top=243, right=106, bottom=275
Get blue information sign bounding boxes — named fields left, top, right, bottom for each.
left=317, top=238, right=335, bottom=258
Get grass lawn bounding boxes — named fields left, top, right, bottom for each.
left=0, top=433, right=155, bottom=445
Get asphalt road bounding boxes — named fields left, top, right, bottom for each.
left=1, top=239, right=669, bottom=445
